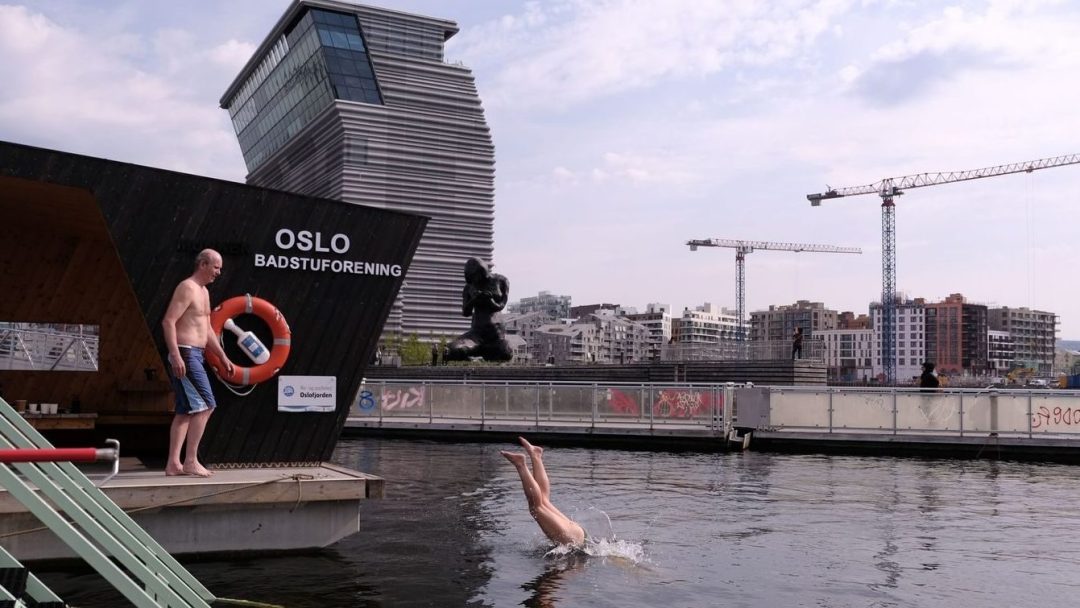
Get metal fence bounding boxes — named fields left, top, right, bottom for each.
left=0, top=326, right=99, bottom=371
left=351, top=380, right=1080, bottom=441
left=353, top=380, right=731, bottom=433
left=764, top=385, right=1080, bottom=438
left=661, top=339, right=824, bottom=362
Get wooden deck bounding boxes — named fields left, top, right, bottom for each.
left=0, top=460, right=383, bottom=561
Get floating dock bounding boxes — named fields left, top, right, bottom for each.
left=0, top=460, right=383, bottom=562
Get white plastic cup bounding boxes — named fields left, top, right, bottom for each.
left=45, top=403, right=58, bottom=414
left=28, top=403, right=39, bottom=413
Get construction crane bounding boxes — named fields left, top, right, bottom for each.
left=686, top=239, right=862, bottom=344
left=807, top=153, right=1080, bottom=384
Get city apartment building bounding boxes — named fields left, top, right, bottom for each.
left=870, top=298, right=927, bottom=383
left=624, top=303, right=673, bottom=361
left=818, top=327, right=874, bottom=382
left=988, top=330, right=1014, bottom=374
left=530, top=312, right=648, bottom=364
left=499, top=311, right=556, bottom=363
left=675, top=303, right=740, bottom=343
left=1056, top=344, right=1080, bottom=375
left=667, top=303, right=740, bottom=360
left=580, top=311, right=649, bottom=363
left=925, top=293, right=988, bottom=376
left=570, top=303, right=635, bottom=318
left=221, top=1, right=495, bottom=340
left=988, top=307, right=1058, bottom=374
left=530, top=324, right=580, bottom=364
left=749, top=300, right=838, bottom=342
left=748, top=300, right=837, bottom=361
left=508, top=291, right=572, bottom=319
left=837, top=312, right=871, bottom=329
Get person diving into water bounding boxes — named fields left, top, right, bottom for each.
left=501, top=437, right=586, bottom=547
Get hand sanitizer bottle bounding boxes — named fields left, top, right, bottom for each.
left=223, top=319, right=270, bottom=364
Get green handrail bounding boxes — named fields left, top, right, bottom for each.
left=0, top=397, right=215, bottom=607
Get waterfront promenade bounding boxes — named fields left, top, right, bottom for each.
left=345, top=379, right=1080, bottom=460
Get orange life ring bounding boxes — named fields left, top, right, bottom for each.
left=206, top=294, right=291, bottom=386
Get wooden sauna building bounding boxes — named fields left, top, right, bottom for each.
left=0, top=140, right=426, bottom=465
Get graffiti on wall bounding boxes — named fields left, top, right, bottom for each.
left=607, top=389, right=722, bottom=419
left=1031, top=406, right=1080, bottom=430
left=381, top=386, right=426, bottom=411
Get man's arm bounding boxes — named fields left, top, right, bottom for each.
left=162, top=282, right=194, bottom=378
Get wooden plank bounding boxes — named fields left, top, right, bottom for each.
left=22, top=414, right=97, bottom=431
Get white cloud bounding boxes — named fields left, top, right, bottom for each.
left=3, top=0, right=1078, bottom=337
left=480, top=0, right=1080, bottom=335
left=210, top=39, right=258, bottom=70
left=0, top=4, right=246, bottom=181
left=453, top=0, right=854, bottom=110
left=847, top=1, right=1080, bottom=105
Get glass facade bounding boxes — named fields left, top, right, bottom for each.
left=226, top=7, right=383, bottom=172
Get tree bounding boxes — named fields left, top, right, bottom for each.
left=400, top=333, right=428, bottom=366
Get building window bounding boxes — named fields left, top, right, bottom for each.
left=312, top=9, right=384, bottom=106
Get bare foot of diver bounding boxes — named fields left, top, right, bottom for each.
left=165, top=464, right=189, bottom=477
left=501, top=450, right=527, bottom=466
left=182, top=462, right=214, bottom=477
left=518, top=436, right=543, bottom=459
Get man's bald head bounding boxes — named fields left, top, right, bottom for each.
left=195, top=249, right=221, bottom=269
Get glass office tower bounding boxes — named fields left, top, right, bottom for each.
left=221, top=1, right=495, bottom=340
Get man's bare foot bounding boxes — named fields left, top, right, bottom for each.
left=165, top=465, right=188, bottom=477
left=518, top=437, right=543, bottom=458
left=500, top=450, right=526, bottom=466
left=182, top=463, right=214, bottom=478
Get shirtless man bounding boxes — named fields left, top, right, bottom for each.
left=161, top=249, right=234, bottom=477
left=501, top=437, right=586, bottom=546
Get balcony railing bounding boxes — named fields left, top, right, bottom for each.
left=0, top=326, right=99, bottom=371
left=661, top=339, right=824, bottom=362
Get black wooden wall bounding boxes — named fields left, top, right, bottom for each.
left=0, top=141, right=427, bottom=465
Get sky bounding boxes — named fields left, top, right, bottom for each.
left=2, top=0, right=1078, bottom=337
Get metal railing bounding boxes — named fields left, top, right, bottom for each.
left=353, top=379, right=733, bottom=435
left=351, top=380, right=1080, bottom=442
left=0, top=397, right=214, bottom=607
left=661, top=339, right=825, bottom=362
left=762, top=385, right=1080, bottom=438
left=0, top=326, right=99, bottom=371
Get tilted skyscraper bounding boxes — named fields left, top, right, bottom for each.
left=220, top=0, right=494, bottom=339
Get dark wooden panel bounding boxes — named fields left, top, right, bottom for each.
left=0, top=177, right=172, bottom=421
left=0, top=140, right=426, bottom=465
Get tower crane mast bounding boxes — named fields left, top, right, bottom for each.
left=687, top=239, right=862, bottom=348
left=807, top=153, right=1080, bottom=384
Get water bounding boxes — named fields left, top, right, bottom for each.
left=37, top=439, right=1080, bottom=607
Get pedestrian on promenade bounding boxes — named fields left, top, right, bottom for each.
left=792, top=327, right=803, bottom=360
left=431, top=343, right=439, bottom=366
left=501, top=437, right=586, bottom=547
left=162, top=249, right=234, bottom=477
left=920, top=362, right=940, bottom=391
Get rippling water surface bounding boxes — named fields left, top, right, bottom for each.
left=39, top=438, right=1080, bottom=607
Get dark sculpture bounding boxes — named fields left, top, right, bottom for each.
left=445, top=258, right=513, bottom=362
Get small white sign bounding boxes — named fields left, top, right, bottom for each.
left=278, top=376, right=336, bottom=413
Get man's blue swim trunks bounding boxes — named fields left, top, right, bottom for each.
left=172, top=346, right=216, bottom=414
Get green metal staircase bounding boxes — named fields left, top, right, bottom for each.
left=0, top=397, right=215, bottom=607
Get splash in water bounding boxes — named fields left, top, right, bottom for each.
left=544, top=506, right=647, bottom=564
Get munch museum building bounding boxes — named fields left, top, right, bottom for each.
left=221, top=0, right=496, bottom=339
